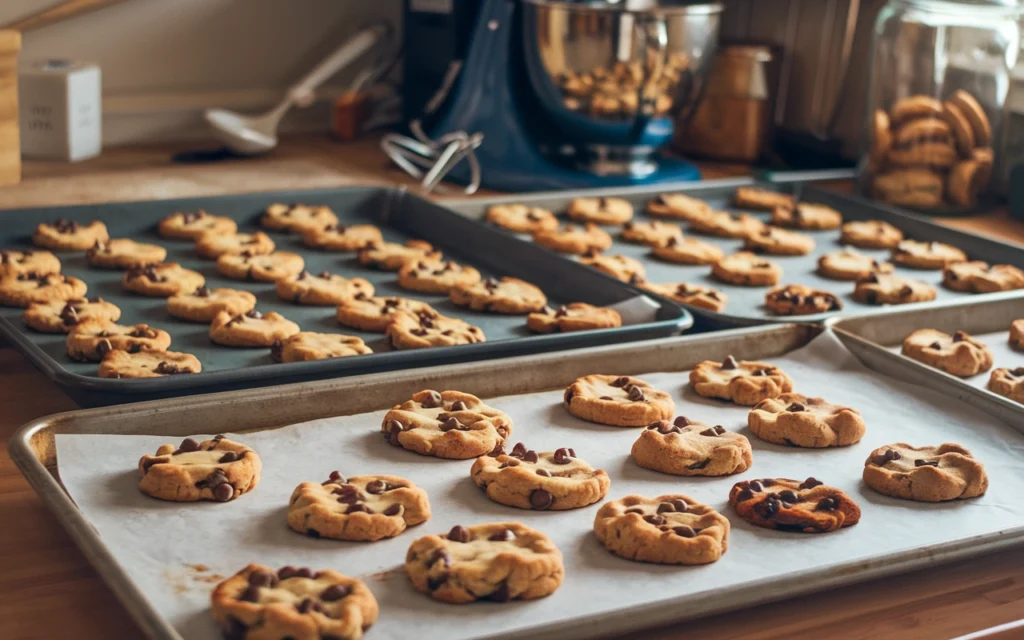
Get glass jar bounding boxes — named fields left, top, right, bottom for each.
left=859, top=0, right=1021, bottom=214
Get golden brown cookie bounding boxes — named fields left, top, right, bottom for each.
left=639, top=281, right=727, bottom=313
left=892, top=240, right=967, bottom=269
left=943, top=261, right=1024, bottom=293
left=86, top=239, right=167, bottom=270
left=533, top=223, right=613, bottom=255
left=486, top=204, right=559, bottom=233
left=853, top=273, right=937, bottom=305
left=632, top=417, right=752, bottom=477
left=139, top=435, right=259, bottom=502
left=948, top=90, right=991, bottom=147
left=689, top=356, right=793, bottom=406
left=902, top=329, right=993, bottom=377
left=157, top=211, right=237, bottom=240
left=195, top=231, right=275, bottom=259
left=748, top=393, right=866, bottom=448
left=449, top=277, right=547, bottom=314
left=743, top=226, right=815, bottom=256
left=733, top=187, right=794, bottom=211
left=336, top=295, right=437, bottom=333
left=646, top=193, right=712, bottom=221
left=301, top=223, right=383, bottom=251
left=470, top=443, right=610, bottom=510
left=167, top=287, right=257, bottom=323
left=872, top=170, right=944, bottom=208
left=386, top=310, right=485, bottom=350
left=947, top=159, right=987, bottom=207
left=729, top=477, right=860, bottom=533
left=894, top=118, right=952, bottom=147
left=620, top=220, right=683, bottom=246
left=840, top=220, right=904, bottom=249
left=887, top=143, right=957, bottom=169
left=397, top=260, right=482, bottom=294
left=98, top=349, right=202, bottom=379
left=942, top=101, right=976, bottom=156
left=0, top=273, right=87, bottom=308
left=863, top=443, right=988, bottom=502
left=358, top=240, right=441, bottom=271
left=209, top=310, right=300, bottom=347
left=563, top=374, right=674, bottom=427
left=988, top=367, right=1024, bottom=403
left=261, top=203, right=339, bottom=234
left=890, top=95, right=943, bottom=125
left=217, top=251, right=305, bottom=282
left=271, top=332, right=372, bottom=363
left=66, top=320, right=171, bottom=362
left=23, top=297, right=121, bottom=333
left=651, top=235, right=724, bottom=265
left=275, top=271, right=374, bottom=305
left=871, top=109, right=892, bottom=164
left=1010, top=319, right=1024, bottom=351
left=770, top=203, right=843, bottom=230
left=765, top=284, right=842, bottom=315
left=689, top=210, right=765, bottom=239
left=567, top=196, right=634, bottom=225
left=711, top=252, right=782, bottom=287
left=382, top=389, right=512, bottom=459
left=526, top=303, right=622, bottom=333
left=580, top=252, right=646, bottom=283
left=817, top=249, right=894, bottom=281
left=121, top=263, right=205, bottom=297
left=0, top=249, right=60, bottom=279
left=32, top=219, right=109, bottom=251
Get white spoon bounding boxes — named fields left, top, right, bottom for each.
left=205, top=22, right=390, bottom=155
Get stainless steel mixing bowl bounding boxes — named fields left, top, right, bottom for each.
left=522, top=0, right=723, bottom=175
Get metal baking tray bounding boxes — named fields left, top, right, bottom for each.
left=441, top=180, right=1024, bottom=328
left=0, top=186, right=690, bottom=407
left=11, top=323, right=1024, bottom=640
left=833, top=297, right=1024, bottom=427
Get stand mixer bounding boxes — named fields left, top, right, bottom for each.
left=390, top=0, right=723, bottom=193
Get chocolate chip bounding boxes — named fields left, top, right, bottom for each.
left=386, top=420, right=405, bottom=446
left=96, top=339, right=113, bottom=357
left=627, top=386, right=646, bottom=402
left=799, top=477, right=823, bottom=489
left=421, top=391, right=443, bottom=408
left=248, top=571, right=274, bottom=587
left=410, top=328, right=428, bottom=336
left=245, top=309, right=262, bottom=319
left=306, top=528, right=321, bottom=538
left=383, top=504, right=402, bottom=516
left=278, top=566, right=298, bottom=580
left=530, top=489, right=554, bottom=510
left=673, top=525, right=697, bottom=538
left=511, top=442, right=527, bottom=458
left=749, top=480, right=763, bottom=492
left=735, top=488, right=755, bottom=502
left=488, top=443, right=506, bottom=457
left=656, top=502, right=676, bottom=513
left=238, top=585, right=261, bottom=603
left=756, top=495, right=781, bottom=518
left=672, top=499, right=689, bottom=512
left=523, top=449, right=539, bottom=463
left=213, top=483, right=234, bottom=502
left=327, top=470, right=344, bottom=483
left=870, top=449, right=901, bottom=466
left=296, top=597, right=321, bottom=614
left=488, top=582, right=512, bottom=603
left=928, top=341, right=942, bottom=350
left=611, top=376, right=630, bottom=387
left=366, top=479, right=387, bottom=494
left=599, top=396, right=613, bottom=400
left=673, top=416, right=691, bottom=427
left=218, top=451, right=239, bottom=463
left=536, top=469, right=552, bottom=477
left=440, top=417, right=463, bottom=432
left=915, top=459, right=939, bottom=467
left=786, top=403, right=806, bottom=412
left=175, top=438, right=200, bottom=454
left=448, top=525, right=472, bottom=542
left=899, top=285, right=914, bottom=297
left=142, top=458, right=167, bottom=473
left=450, top=400, right=468, bottom=411
left=294, top=567, right=314, bottom=579
left=320, top=584, right=350, bottom=601
left=554, top=306, right=569, bottom=317
left=643, top=514, right=665, bottom=526
left=777, top=490, right=799, bottom=504
left=498, top=461, right=519, bottom=469
left=722, top=355, right=738, bottom=369
left=815, top=497, right=839, bottom=511
left=427, top=574, right=449, bottom=590
left=334, top=486, right=360, bottom=504
left=700, top=426, right=726, bottom=436
left=345, top=503, right=372, bottom=514
left=553, top=448, right=572, bottom=465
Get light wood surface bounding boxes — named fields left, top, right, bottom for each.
left=0, top=29, right=20, bottom=187
left=0, top=136, right=1022, bottom=639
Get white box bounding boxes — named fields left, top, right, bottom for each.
left=19, top=60, right=102, bottom=162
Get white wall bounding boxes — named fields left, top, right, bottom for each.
left=2, top=0, right=402, bottom=145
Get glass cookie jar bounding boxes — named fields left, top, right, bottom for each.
left=860, top=0, right=1021, bottom=213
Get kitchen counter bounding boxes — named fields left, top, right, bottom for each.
left=1, top=135, right=1022, bottom=640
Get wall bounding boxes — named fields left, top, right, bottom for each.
left=1, top=0, right=401, bottom=145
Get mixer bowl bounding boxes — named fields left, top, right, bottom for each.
left=522, top=0, right=723, bottom=176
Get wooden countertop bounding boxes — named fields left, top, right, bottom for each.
left=1, top=135, right=1022, bottom=640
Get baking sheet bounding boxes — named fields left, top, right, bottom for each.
left=442, top=183, right=1024, bottom=326
left=53, top=331, right=1024, bottom=640
left=884, top=329, right=1024, bottom=394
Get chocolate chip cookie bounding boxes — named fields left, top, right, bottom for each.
left=689, top=210, right=765, bottom=239
left=211, top=564, right=378, bottom=640
left=770, top=203, right=843, bottom=230
left=1011, top=319, right=1024, bottom=351
left=651, top=235, right=724, bottom=265
left=471, top=443, right=609, bottom=511
left=32, top=218, right=109, bottom=251
left=157, top=210, right=237, bottom=240
left=817, top=249, right=894, bottom=281
left=902, top=329, right=993, bottom=377
left=486, top=204, right=559, bottom=233
left=382, top=389, right=512, bottom=459
left=765, top=284, right=842, bottom=315
left=526, top=303, right=622, bottom=333
left=270, top=332, right=372, bottom=363
left=138, top=435, right=260, bottom=502
left=287, top=471, right=430, bottom=541
left=872, top=169, right=945, bottom=208
left=386, top=310, right=485, bottom=350
left=23, top=297, right=120, bottom=333
left=942, top=261, right=1024, bottom=293
left=563, top=374, right=674, bottom=427
left=593, top=494, right=730, bottom=565
left=209, top=310, right=300, bottom=347
left=711, top=252, right=782, bottom=287
left=743, top=226, right=815, bottom=256
left=639, top=281, right=727, bottom=313
left=121, top=262, right=205, bottom=297
left=580, top=251, right=646, bottom=283
left=631, top=417, right=752, bottom=476
left=217, top=251, right=305, bottom=282
left=0, top=272, right=88, bottom=307
left=733, top=187, right=794, bottom=211
left=302, top=223, right=384, bottom=251
left=450, top=277, right=547, bottom=314
left=988, top=367, right=1024, bottom=403
left=261, top=203, right=339, bottom=234
left=0, top=249, right=60, bottom=279
left=405, top=523, right=564, bottom=604
left=620, top=220, right=683, bottom=246
left=567, top=196, right=634, bottom=225
left=98, top=349, right=202, bottom=378
left=892, top=240, right=967, bottom=270
left=275, top=271, right=374, bottom=305
left=335, top=295, right=437, bottom=333
left=853, top=273, right=937, bottom=305
left=357, top=240, right=441, bottom=271
left=863, top=443, right=988, bottom=502
left=167, top=287, right=257, bottom=323
left=646, top=193, right=712, bottom=221
left=195, top=231, right=275, bottom=259
left=66, top=320, right=171, bottom=362
left=533, top=223, right=613, bottom=255
left=85, top=238, right=167, bottom=270
left=840, top=220, right=904, bottom=249
left=397, top=260, right=482, bottom=294
left=689, top=356, right=793, bottom=406
left=748, top=393, right=866, bottom=447
left=729, top=477, right=860, bottom=533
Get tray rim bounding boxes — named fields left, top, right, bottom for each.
left=10, top=322, right=1024, bottom=640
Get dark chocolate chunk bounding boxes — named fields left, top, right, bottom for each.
left=213, top=483, right=234, bottom=502
left=530, top=489, right=554, bottom=510
left=248, top=571, right=274, bottom=587
left=277, top=566, right=298, bottom=580
left=643, top=514, right=665, bottom=526
left=328, top=470, right=344, bottom=483
left=627, top=386, right=646, bottom=402
left=722, top=355, right=739, bottom=369
left=777, top=490, right=798, bottom=504
left=799, top=477, right=823, bottom=490
left=870, top=449, right=901, bottom=466
left=365, top=479, right=387, bottom=494
left=611, top=376, right=631, bottom=387
left=687, top=458, right=712, bottom=470
left=786, top=402, right=806, bottom=412
left=815, top=497, right=839, bottom=511
left=421, top=391, right=443, bottom=408
left=488, top=582, right=512, bottom=602
left=427, top=573, right=449, bottom=590
left=672, top=525, right=697, bottom=538
left=383, top=504, right=402, bottom=516
left=447, top=525, right=472, bottom=543
left=176, top=438, right=200, bottom=454
left=553, top=448, right=572, bottom=465
left=306, top=528, right=321, bottom=538
left=673, top=416, right=691, bottom=427
left=320, top=584, right=350, bottom=601
left=536, top=469, right=552, bottom=477
left=914, top=459, right=939, bottom=467
left=218, top=451, right=239, bottom=464
left=511, top=442, right=527, bottom=459
left=238, top=585, right=261, bottom=603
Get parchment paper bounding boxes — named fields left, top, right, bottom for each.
left=885, top=329, right=1024, bottom=393
left=55, top=332, right=1024, bottom=640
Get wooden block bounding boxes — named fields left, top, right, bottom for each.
left=0, top=30, right=21, bottom=187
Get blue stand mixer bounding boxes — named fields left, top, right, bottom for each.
left=392, top=0, right=723, bottom=193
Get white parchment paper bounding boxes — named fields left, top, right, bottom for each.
left=55, top=332, right=1024, bottom=640
left=885, top=329, right=1024, bottom=394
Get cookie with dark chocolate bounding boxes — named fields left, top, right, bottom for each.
left=138, top=435, right=260, bottom=502
left=729, top=477, right=861, bottom=533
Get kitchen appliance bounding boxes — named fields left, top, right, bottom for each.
left=394, top=0, right=723, bottom=192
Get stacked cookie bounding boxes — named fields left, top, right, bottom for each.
left=868, top=91, right=994, bottom=209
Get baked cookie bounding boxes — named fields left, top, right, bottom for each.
left=640, top=281, right=726, bottom=313
left=486, top=204, right=559, bottom=234
left=688, top=210, right=764, bottom=239
left=620, top=220, right=683, bottom=246
left=275, top=271, right=373, bottom=305
left=209, top=310, right=300, bottom=347
left=890, top=95, right=943, bottom=125
left=729, top=477, right=860, bottom=533
left=382, top=389, right=512, bottom=459
left=711, top=252, right=782, bottom=287
left=734, top=187, right=794, bottom=211
left=817, top=249, right=894, bottom=281
left=217, top=251, right=305, bottom=282
left=32, top=218, right=109, bottom=251
left=121, top=262, right=205, bottom=297
left=532, top=223, right=613, bottom=255
left=450, top=277, right=547, bottom=314
left=948, top=90, right=991, bottom=147
left=942, top=101, right=976, bottom=155
left=567, top=196, right=634, bottom=225
left=580, top=252, right=646, bottom=283
left=271, top=332, right=372, bottom=363
left=942, top=261, right=1024, bottom=293
left=211, top=564, right=377, bottom=640
left=894, top=118, right=952, bottom=147
left=470, top=443, right=610, bottom=510
left=689, top=356, right=793, bottom=406
left=66, top=320, right=171, bottom=362
left=386, top=310, right=485, bottom=350
left=765, top=284, right=842, bottom=316
left=138, top=435, right=260, bottom=502
left=404, top=522, right=564, bottom=604
left=0, top=273, right=88, bottom=308
left=651, top=235, right=723, bottom=265
left=743, top=226, right=815, bottom=256
left=863, top=443, right=988, bottom=502
left=892, top=240, right=967, bottom=270
left=98, top=349, right=202, bottom=379
left=261, top=203, right=339, bottom=234
left=563, top=374, right=674, bottom=427
left=157, top=210, right=237, bottom=240
left=748, top=393, right=866, bottom=447
left=646, top=193, right=712, bottom=221
left=0, top=249, right=60, bottom=279
left=336, top=295, right=437, bottom=333
left=632, top=417, right=752, bottom=476
left=23, top=297, right=120, bottom=333
left=357, top=240, right=441, bottom=271
left=853, top=273, right=937, bottom=305
left=1011, top=319, right=1024, bottom=351
left=195, top=231, right=275, bottom=259
left=871, top=109, right=893, bottom=164
left=840, top=220, right=904, bottom=249
left=988, top=367, right=1024, bottom=403
left=770, top=203, right=843, bottom=230
left=526, top=303, right=622, bottom=333
left=287, top=471, right=430, bottom=541
left=397, top=260, right=482, bottom=294
left=901, top=329, right=993, bottom=377
left=872, top=170, right=945, bottom=208
left=167, top=287, right=257, bottom=323
left=85, top=239, right=167, bottom=270
left=593, top=494, right=730, bottom=565
left=888, top=145, right=958, bottom=171
left=302, top=223, right=384, bottom=251
left=948, top=158, right=988, bottom=207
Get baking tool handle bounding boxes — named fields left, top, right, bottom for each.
left=2, top=0, right=132, bottom=32
left=287, top=21, right=392, bottom=107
